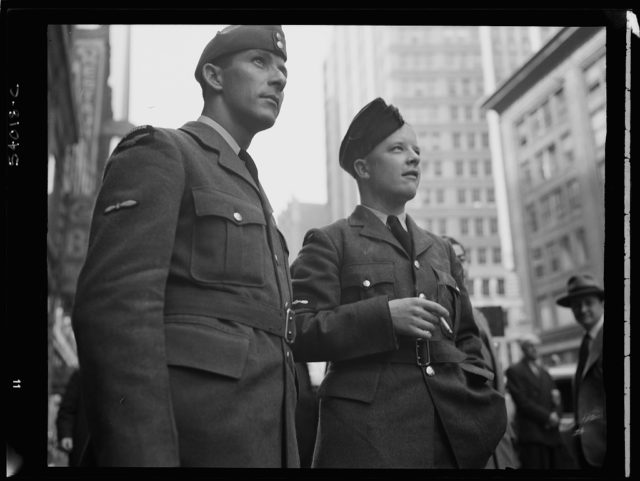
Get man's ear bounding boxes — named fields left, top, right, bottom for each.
left=202, top=63, right=224, bottom=92
left=353, top=158, right=369, bottom=180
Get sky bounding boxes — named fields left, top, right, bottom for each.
left=108, top=25, right=331, bottom=217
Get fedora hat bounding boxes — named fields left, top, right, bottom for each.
left=556, top=274, right=605, bottom=307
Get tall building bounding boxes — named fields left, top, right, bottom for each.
left=323, top=26, right=559, bottom=358
left=481, top=26, right=606, bottom=365
left=277, top=200, right=331, bottom=259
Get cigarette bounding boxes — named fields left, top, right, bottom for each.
left=440, top=316, right=453, bottom=335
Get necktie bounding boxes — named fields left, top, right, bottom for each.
left=238, top=149, right=260, bottom=185
left=387, top=215, right=412, bottom=255
left=575, top=333, right=591, bottom=381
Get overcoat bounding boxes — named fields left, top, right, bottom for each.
left=290, top=206, right=507, bottom=468
left=574, top=326, right=606, bottom=467
left=505, top=359, right=562, bottom=447
left=72, top=121, right=299, bottom=467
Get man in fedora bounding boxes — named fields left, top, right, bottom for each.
left=556, top=274, right=606, bottom=469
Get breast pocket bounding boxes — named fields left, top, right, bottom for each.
left=340, top=262, right=396, bottom=304
left=191, top=188, right=266, bottom=286
left=433, top=268, right=461, bottom=330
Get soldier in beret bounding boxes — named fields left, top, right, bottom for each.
left=289, top=98, right=507, bottom=468
left=72, top=25, right=299, bottom=467
left=556, top=274, right=606, bottom=469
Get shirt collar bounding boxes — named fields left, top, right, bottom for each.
left=197, top=115, right=241, bottom=155
left=587, top=314, right=604, bottom=339
left=361, top=204, right=408, bottom=230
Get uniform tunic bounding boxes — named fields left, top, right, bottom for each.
left=72, top=121, right=299, bottom=467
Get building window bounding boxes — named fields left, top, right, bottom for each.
left=458, top=189, right=467, bottom=204
left=549, top=188, right=566, bottom=221
left=436, top=188, right=445, bottom=204
left=460, top=217, right=469, bottom=235
left=470, top=159, right=478, bottom=177
left=515, top=117, right=528, bottom=147
left=489, top=217, right=498, bottom=234
left=567, top=178, right=581, bottom=211
left=455, top=160, right=464, bottom=176
left=467, top=132, right=476, bottom=149
left=472, top=188, right=481, bottom=204
left=478, top=247, right=487, bottom=264
left=481, top=131, right=490, bottom=148
left=422, top=188, right=431, bottom=205
left=467, top=278, right=475, bottom=296
left=560, top=132, right=574, bottom=166
left=539, top=195, right=551, bottom=227
left=452, top=132, right=461, bottom=149
left=521, top=159, right=533, bottom=188
left=493, top=246, right=502, bottom=264
left=439, top=218, right=447, bottom=235
left=450, top=105, right=459, bottom=121
left=497, top=278, right=505, bottom=295
left=482, top=278, right=491, bottom=296
left=547, top=241, right=560, bottom=273
left=590, top=106, right=607, bottom=152
left=553, top=88, right=567, bottom=123
left=475, top=218, right=484, bottom=236
left=487, top=187, right=495, bottom=203
left=541, top=99, right=553, bottom=129
left=464, top=105, right=474, bottom=121
left=574, top=228, right=589, bottom=265
left=484, top=159, right=492, bottom=176
left=525, top=203, right=538, bottom=233
left=434, top=160, right=443, bottom=177
left=558, top=235, right=574, bottom=270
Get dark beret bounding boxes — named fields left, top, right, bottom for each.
left=339, top=97, right=405, bottom=177
left=195, top=25, right=287, bottom=85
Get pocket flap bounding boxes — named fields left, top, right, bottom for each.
left=192, top=188, right=265, bottom=225
left=434, top=268, right=460, bottom=292
left=341, top=262, right=395, bottom=288
left=165, top=321, right=250, bottom=379
left=318, top=362, right=382, bottom=404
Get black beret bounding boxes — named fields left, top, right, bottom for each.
left=339, top=97, right=405, bottom=176
left=195, top=25, right=287, bottom=85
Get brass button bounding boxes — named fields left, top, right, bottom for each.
left=413, top=260, right=421, bottom=269
left=275, top=31, right=282, bottom=40
left=276, top=40, right=284, bottom=49
left=418, top=293, right=426, bottom=299
left=362, top=279, right=371, bottom=288
left=425, top=366, right=435, bottom=376
left=233, top=212, right=243, bottom=222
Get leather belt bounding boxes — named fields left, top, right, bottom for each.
left=164, top=285, right=295, bottom=343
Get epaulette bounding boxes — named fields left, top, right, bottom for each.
left=113, top=125, right=156, bottom=153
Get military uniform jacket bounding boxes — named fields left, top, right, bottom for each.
left=505, top=359, right=562, bottom=447
left=574, top=326, right=606, bottom=467
left=72, top=121, right=299, bottom=467
left=290, top=206, right=507, bottom=468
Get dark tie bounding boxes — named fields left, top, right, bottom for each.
left=238, top=149, right=260, bottom=185
left=575, top=333, right=591, bottom=381
left=387, top=215, right=412, bottom=255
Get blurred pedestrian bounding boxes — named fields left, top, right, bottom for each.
left=506, top=334, right=564, bottom=468
left=556, top=274, right=606, bottom=469
left=290, top=97, right=506, bottom=468
left=55, top=369, right=92, bottom=466
left=72, top=25, right=298, bottom=467
left=442, top=235, right=519, bottom=469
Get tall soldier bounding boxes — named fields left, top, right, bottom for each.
left=290, top=98, right=507, bottom=468
left=71, top=25, right=299, bottom=467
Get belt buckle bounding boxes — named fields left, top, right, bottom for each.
left=285, top=307, right=295, bottom=343
left=416, top=339, right=435, bottom=376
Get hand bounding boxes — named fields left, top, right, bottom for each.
left=388, top=297, right=449, bottom=339
left=546, top=412, right=560, bottom=429
left=60, top=437, right=73, bottom=452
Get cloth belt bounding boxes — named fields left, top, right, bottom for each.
left=164, top=285, right=295, bottom=342
left=385, top=339, right=467, bottom=364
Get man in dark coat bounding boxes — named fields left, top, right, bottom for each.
left=442, top=236, right=519, bottom=469
left=290, top=98, right=507, bottom=468
left=71, top=25, right=298, bottom=467
left=556, top=274, right=606, bottom=469
left=506, top=334, right=563, bottom=468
